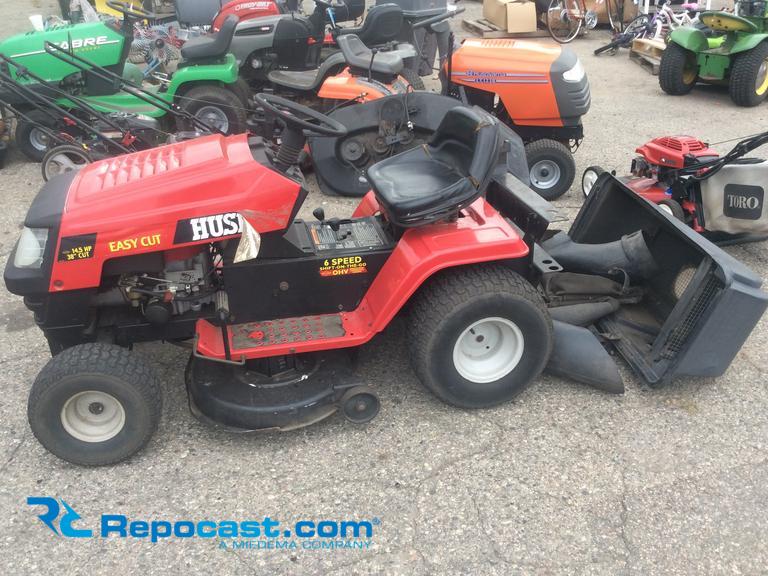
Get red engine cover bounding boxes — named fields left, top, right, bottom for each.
left=635, top=136, right=718, bottom=169
left=212, top=0, right=281, bottom=30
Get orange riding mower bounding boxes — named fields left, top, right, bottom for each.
left=307, top=34, right=590, bottom=200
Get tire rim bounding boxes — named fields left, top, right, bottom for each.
left=659, top=203, right=674, bottom=216
left=530, top=159, right=562, bottom=190
left=60, top=390, right=126, bottom=443
left=756, top=59, right=768, bottom=95
left=45, top=151, right=89, bottom=179
left=452, top=317, right=525, bottom=384
left=196, top=105, right=229, bottom=133
left=29, top=128, right=50, bottom=152
left=582, top=169, right=600, bottom=196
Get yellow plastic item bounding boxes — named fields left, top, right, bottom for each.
left=94, top=0, right=125, bottom=18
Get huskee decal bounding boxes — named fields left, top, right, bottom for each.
left=174, top=213, right=244, bottom=243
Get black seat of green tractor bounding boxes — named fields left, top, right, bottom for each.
left=367, top=107, right=500, bottom=227
left=337, top=34, right=403, bottom=75
left=338, top=4, right=404, bottom=46
left=181, top=15, right=237, bottom=61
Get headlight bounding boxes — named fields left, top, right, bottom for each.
left=563, top=60, right=585, bottom=83
left=13, top=227, right=48, bottom=268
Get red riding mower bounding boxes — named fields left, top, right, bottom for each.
left=582, top=132, right=768, bottom=245
left=5, top=95, right=766, bottom=465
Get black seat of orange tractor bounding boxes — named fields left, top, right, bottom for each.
left=367, top=107, right=500, bottom=227
left=181, top=15, right=238, bottom=61
left=338, top=4, right=404, bottom=46
left=336, top=34, right=404, bottom=75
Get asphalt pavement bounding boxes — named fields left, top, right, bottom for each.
left=0, top=1, right=767, bottom=574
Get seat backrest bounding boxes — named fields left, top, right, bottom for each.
left=176, top=0, right=225, bottom=26
left=181, top=15, right=238, bottom=61
left=428, top=107, right=500, bottom=189
left=354, top=4, right=404, bottom=45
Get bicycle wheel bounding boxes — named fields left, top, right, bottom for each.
left=623, top=14, right=651, bottom=42
left=547, top=0, right=584, bottom=43
left=605, top=0, right=624, bottom=33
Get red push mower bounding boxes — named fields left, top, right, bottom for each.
left=582, top=132, right=768, bottom=245
left=5, top=94, right=767, bottom=465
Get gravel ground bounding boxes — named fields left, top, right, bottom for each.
left=1, top=1, right=767, bottom=575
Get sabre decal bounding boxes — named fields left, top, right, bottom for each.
left=174, top=213, right=244, bottom=243
left=11, top=37, right=119, bottom=59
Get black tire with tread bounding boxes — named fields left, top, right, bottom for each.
left=178, top=84, right=248, bottom=134
left=729, top=42, right=768, bottom=107
left=659, top=42, right=697, bottom=95
left=407, top=265, right=553, bottom=409
left=525, top=139, right=576, bottom=200
left=15, top=110, right=57, bottom=162
left=28, top=343, right=162, bottom=466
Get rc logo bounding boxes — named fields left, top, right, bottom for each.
left=27, top=497, right=93, bottom=538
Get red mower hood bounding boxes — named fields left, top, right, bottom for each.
left=51, top=134, right=303, bottom=292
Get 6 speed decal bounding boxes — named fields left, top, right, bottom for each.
left=58, top=233, right=97, bottom=262
left=319, top=256, right=367, bottom=277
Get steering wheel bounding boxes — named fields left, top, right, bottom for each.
left=106, top=1, right=157, bottom=20
left=254, top=93, right=347, bottom=138
left=314, top=0, right=333, bottom=8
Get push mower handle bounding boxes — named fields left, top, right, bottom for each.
left=106, top=1, right=157, bottom=20
left=412, top=6, right=465, bottom=30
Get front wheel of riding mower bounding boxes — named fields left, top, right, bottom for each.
left=27, top=343, right=162, bottom=466
left=525, top=139, right=576, bottom=200
left=178, top=85, right=249, bottom=134
left=659, top=43, right=698, bottom=96
left=729, top=42, right=768, bottom=107
left=408, top=265, right=553, bottom=409
left=15, top=110, right=57, bottom=162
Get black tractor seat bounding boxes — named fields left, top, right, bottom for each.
left=367, top=107, right=501, bottom=228
left=337, top=34, right=403, bottom=76
left=181, top=14, right=237, bottom=61
left=336, top=3, right=404, bottom=46
left=267, top=52, right=346, bottom=91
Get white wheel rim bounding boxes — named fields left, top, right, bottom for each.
left=659, top=203, right=674, bottom=216
left=582, top=169, right=599, bottom=196
left=29, top=128, right=50, bottom=152
left=452, top=317, right=525, bottom=384
left=46, top=152, right=88, bottom=178
left=61, top=391, right=126, bottom=443
left=530, top=160, right=561, bottom=190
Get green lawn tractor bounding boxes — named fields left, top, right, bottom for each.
left=660, top=1, right=768, bottom=106
left=0, top=1, right=249, bottom=160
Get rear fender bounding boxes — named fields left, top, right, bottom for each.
left=730, top=33, right=768, bottom=55
left=669, top=27, right=710, bottom=53
left=167, top=54, right=240, bottom=97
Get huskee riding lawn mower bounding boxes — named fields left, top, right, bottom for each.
left=5, top=94, right=767, bottom=465
left=582, top=131, right=768, bottom=245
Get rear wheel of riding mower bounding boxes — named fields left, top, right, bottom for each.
left=400, top=67, right=426, bottom=91
left=15, top=110, right=56, bottom=162
left=41, top=145, right=92, bottom=182
left=408, top=265, right=553, bottom=409
left=729, top=42, right=768, bottom=107
left=179, top=85, right=248, bottom=134
left=659, top=43, right=698, bottom=95
left=27, top=343, right=162, bottom=466
left=525, top=139, right=576, bottom=200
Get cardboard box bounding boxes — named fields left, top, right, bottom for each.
left=483, top=0, right=538, bottom=33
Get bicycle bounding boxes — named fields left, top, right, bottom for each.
left=547, top=0, right=625, bottom=43
left=593, top=0, right=700, bottom=55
